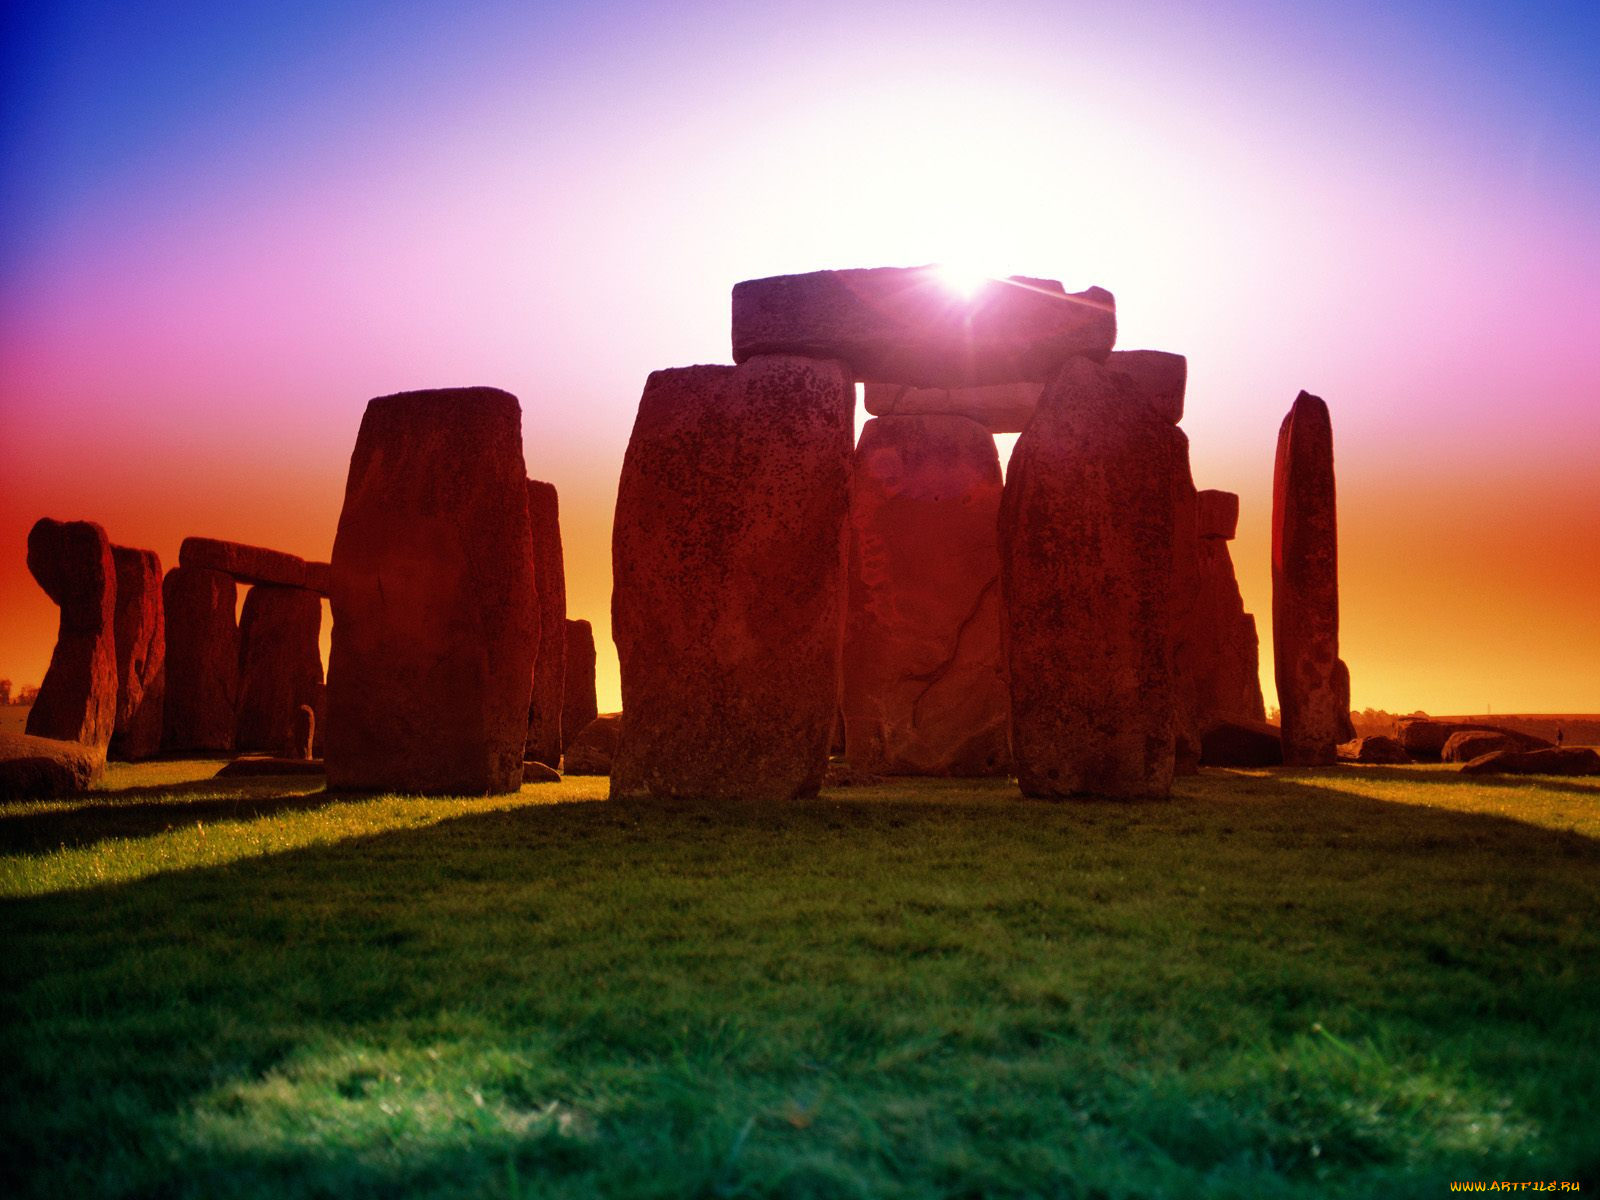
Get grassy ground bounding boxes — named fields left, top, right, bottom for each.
left=2, top=762, right=1597, bottom=1198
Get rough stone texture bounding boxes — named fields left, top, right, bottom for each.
left=1189, top=540, right=1267, bottom=728
left=1398, top=719, right=1550, bottom=761
left=1351, top=734, right=1411, bottom=764
left=611, top=356, right=853, bottom=801
left=564, top=713, right=621, bottom=776
left=25, top=518, right=119, bottom=752
left=732, top=267, right=1115, bottom=387
left=291, top=705, right=315, bottom=760
left=863, top=381, right=1043, bottom=434
left=309, top=682, right=327, bottom=758
left=0, top=731, right=105, bottom=798
left=842, top=415, right=1010, bottom=776
left=561, top=619, right=598, bottom=754
left=1197, top=490, right=1240, bottom=540
left=303, top=561, right=332, bottom=595
left=1167, top=439, right=1205, bottom=775
left=1200, top=719, right=1284, bottom=767
left=327, top=387, right=538, bottom=795
left=109, top=546, right=165, bottom=760
left=1105, top=351, right=1186, bottom=425
left=524, top=480, right=567, bottom=770
left=161, top=566, right=239, bottom=752
left=235, top=585, right=323, bottom=755
left=1272, top=391, right=1351, bottom=766
left=180, top=537, right=314, bottom=589
left=1442, top=730, right=1523, bottom=763
left=215, top=755, right=325, bottom=778
left=1460, top=747, right=1600, bottom=777
left=999, top=357, right=1180, bottom=798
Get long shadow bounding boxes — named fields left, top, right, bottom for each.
left=1286, top=762, right=1600, bottom=798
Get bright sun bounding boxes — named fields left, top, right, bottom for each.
left=936, top=261, right=992, bottom=298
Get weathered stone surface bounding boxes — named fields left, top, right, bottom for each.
left=0, top=731, right=104, bottom=798
left=611, top=356, right=853, bottom=801
left=732, top=267, right=1115, bottom=387
left=1200, top=719, right=1284, bottom=767
left=327, top=387, right=538, bottom=795
left=180, top=537, right=314, bottom=589
left=1105, top=350, right=1186, bottom=425
left=1271, top=391, right=1350, bottom=766
left=561, top=619, right=598, bottom=754
left=291, top=704, right=315, bottom=759
left=235, top=585, right=323, bottom=755
left=1461, top=747, right=1600, bottom=776
left=161, top=566, right=239, bottom=752
left=843, top=415, right=1009, bottom=776
left=1168, top=439, right=1204, bottom=776
left=564, top=713, right=620, bottom=776
left=1197, top=490, right=1240, bottom=540
left=303, top=561, right=332, bottom=595
left=26, top=518, right=119, bottom=752
left=109, top=546, right=165, bottom=760
left=524, top=480, right=567, bottom=770
left=309, top=681, right=326, bottom=758
left=1442, top=730, right=1522, bottom=763
left=1187, top=540, right=1267, bottom=728
left=999, top=357, right=1180, bottom=798
left=862, top=381, right=1043, bottom=434
left=1351, top=734, right=1410, bottom=764
left=215, top=755, right=325, bottom=778
left=522, top=760, right=561, bottom=782
left=1398, top=719, right=1550, bottom=761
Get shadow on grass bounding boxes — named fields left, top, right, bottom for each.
left=1312, top=762, right=1600, bottom=798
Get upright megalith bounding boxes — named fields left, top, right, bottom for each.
left=843, top=414, right=1009, bottom=776
left=732, top=267, right=1116, bottom=387
left=327, top=387, right=538, bottom=795
left=1167, top=432, right=1204, bottom=775
left=524, top=481, right=567, bottom=768
left=109, top=546, right=165, bottom=760
left=561, top=618, right=598, bottom=755
left=999, top=357, right=1181, bottom=798
left=235, top=585, right=323, bottom=755
left=611, top=356, right=853, bottom=801
left=1271, top=391, right=1352, bottom=765
left=1191, top=493, right=1267, bottom=728
left=25, top=518, right=118, bottom=753
left=161, top=566, right=239, bottom=751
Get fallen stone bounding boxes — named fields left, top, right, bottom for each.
left=1399, top=720, right=1550, bottom=761
left=561, top=619, right=598, bottom=755
left=999, top=357, right=1180, bottom=798
left=161, top=566, right=239, bottom=752
left=235, top=585, right=323, bottom=755
left=25, top=518, right=119, bottom=752
left=1197, top=490, right=1240, bottom=540
left=563, top=713, right=621, bottom=776
left=1442, top=730, right=1523, bottom=764
left=1200, top=719, right=1284, bottom=767
left=291, top=704, right=316, bottom=760
left=327, top=387, right=538, bottom=795
left=1105, top=350, right=1186, bottom=425
left=1460, top=747, right=1600, bottom=777
left=732, top=266, right=1115, bottom=387
left=862, top=381, right=1043, bottom=434
left=843, top=415, right=1010, bottom=777
left=611, top=356, right=854, bottom=801
left=522, top=760, right=561, bottom=783
left=524, top=480, right=567, bottom=770
left=1351, top=734, right=1411, bottom=764
left=0, top=731, right=105, bottom=798
left=214, top=755, right=326, bottom=778
left=109, top=546, right=165, bottom=761
left=180, top=537, right=313, bottom=589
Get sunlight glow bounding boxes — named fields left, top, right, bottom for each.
left=936, top=261, right=993, bottom=298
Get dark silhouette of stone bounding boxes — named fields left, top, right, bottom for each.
left=1271, top=391, right=1351, bottom=765
left=1197, top=490, right=1240, bottom=540
left=180, top=537, right=317, bottom=589
left=1398, top=719, right=1550, bottom=761
left=564, top=713, right=621, bottom=776
left=1351, top=734, right=1410, bottom=764
left=1168, top=435, right=1205, bottom=775
left=309, top=681, right=326, bottom=758
left=732, top=267, right=1115, bottom=387
left=0, top=731, right=104, bottom=798
left=109, top=546, right=165, bottom=761
left=327, top=387, right=538, bottom=795
left=1105, top=350, right=1186, bottom=425
left=1200, top=719, right=1284, bottom=767
left=1460, top=747, right=1600, bottom=776
left=25, top=518, right=118, bottom=753
left=1189, top=537, right=1267, bottom=729
left=303, top=561, right=332, bottom=595
left=1442, top=730, right=1522, bottom=763
left=843, top=415, right=1009, bottom=776
left=161, top=566, right=239, bottom=752
left=522, top=760, right=561, bottom=783
left=863, top=381, right=1043, bottom=434
left=561, top=619, right=598, bottom=754
left=291, top=704, right=315, bottom=760
left=611, top=356, right=853, bottom=801
left=524, top=480, right=567, bottom=770
left=215, top=755, right=325, bottom=778
left=235, top=585, right=323, bottom=755
left=999, top=357, right=1180, bottom=798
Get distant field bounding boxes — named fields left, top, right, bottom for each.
left=2, top=762, right=1598, bottom=1198
left=0, top=704, right=30, bottom=737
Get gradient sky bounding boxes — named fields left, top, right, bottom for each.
left=3, top=0, right=1598, bottom=715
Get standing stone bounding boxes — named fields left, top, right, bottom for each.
left=161, top=566, right=239, bottom=752
left=291, top=705, right=316, bottom=760
left=1185, top=491, right=1266, bottom=730
left=843, top=414, right=1009, bottom=776
left=235, top=585, right=323, bottom=755
left=327, top=387, right=537, bottom=795
left=561, top=618, right=598, bottom=754
left=1167, top=435, right=1204, bottom=775
left=25, top=518, right=118, bottom=753
left=1272, top=391, right=1353, bottom=766
left=611, top=356, right=853, bottom=801
left=109, top=546, right=165, bottom=761
left=524, top=480, right=567, bottom=768
left=999, top=357, right=1181, bottom=799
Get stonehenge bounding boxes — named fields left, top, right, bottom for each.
left=161, top=566, right=239, bottom=751
left=235, top=584, right=323, bottom=755
left=561, top=619, right=598, bottom=756
left=109, top=546, right=165, bottom=760
left=180, top=537, right=331, bottom=594
left=525, top=480, right=567, bottom=769
left=25, top=518, right=119, bottom=754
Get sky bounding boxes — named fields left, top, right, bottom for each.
left=2, top=0, right=1598, bottom=716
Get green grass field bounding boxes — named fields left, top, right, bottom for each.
left=3, top=761, right=1597, bottom=1198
